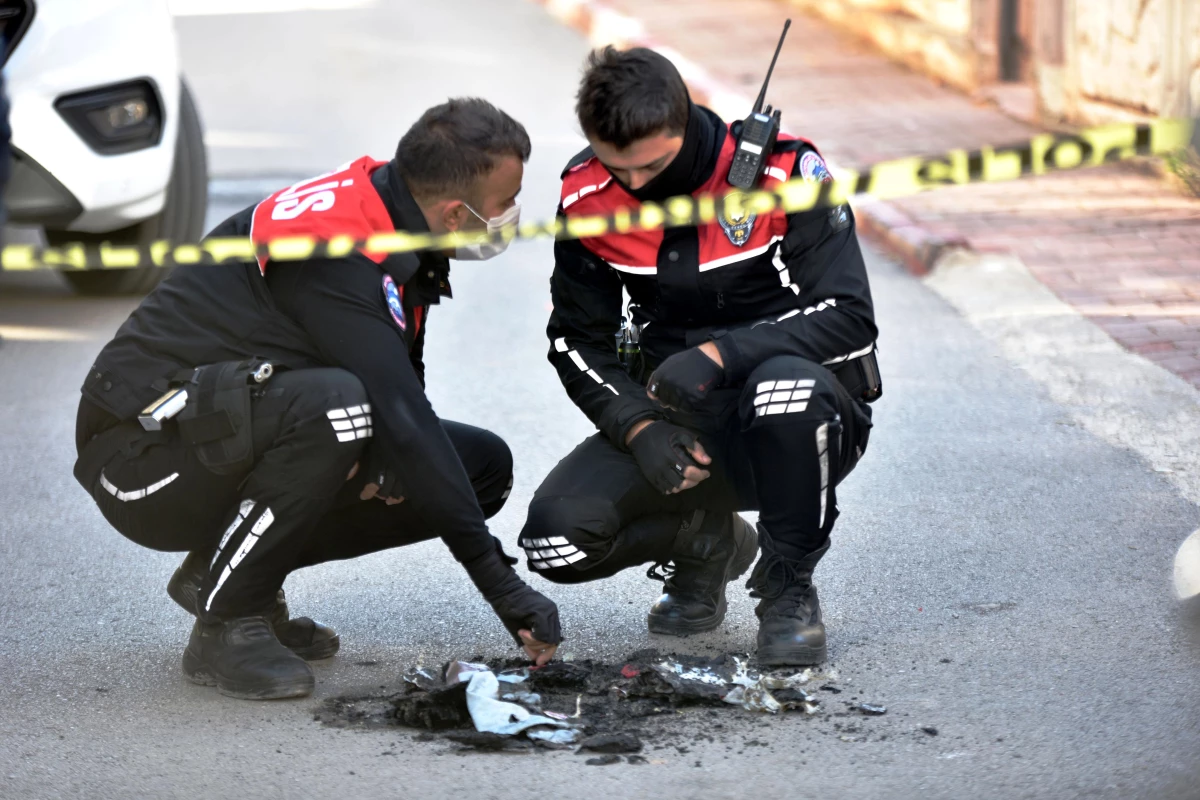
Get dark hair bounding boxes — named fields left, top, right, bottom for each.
left=576, top=46, right=689, bottom=149
left=396, top=98, right=531, bottom=203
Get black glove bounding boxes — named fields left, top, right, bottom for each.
left=464, top=537, right=562, bottom=647
left=647, top=347, right=724, bottom=412
left=628, top=421, right=707, bottom=494
left=364, top=447, right=404, bottom=500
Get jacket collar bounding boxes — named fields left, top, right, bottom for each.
left=371, top=161, right=452, bottom=303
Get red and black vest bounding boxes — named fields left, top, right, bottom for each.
left=560, top=127, right=814, bottom=339
left=250, top=156, right=426, bottom=346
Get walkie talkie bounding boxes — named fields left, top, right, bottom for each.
left=728, top=19, right=791, bottom=190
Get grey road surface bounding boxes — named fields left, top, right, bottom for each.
left=1, top=1, right=1198, bottom=797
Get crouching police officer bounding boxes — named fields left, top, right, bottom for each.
left=518, top=49, right=879, bottom=665
left=73, top=99, right=561, bottom=700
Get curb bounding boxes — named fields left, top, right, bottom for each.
left=852, top=198, right=970, bottom=276
left=528, top=0, right=966, bottom=275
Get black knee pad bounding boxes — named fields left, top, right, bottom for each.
left=284, top=368, right=368, bottom=416
left=518, top=496, right=619, bottom=583
left=739, top=358, right=846, bottom=547
left=740, top=356, right=841, bottom=428
left=270, top=369, right=371, bottom=440
left=294, top=369, right=372, bottom=449
left=254, top=370, right=372, bottom=481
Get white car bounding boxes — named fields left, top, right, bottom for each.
left=3, top=0, right=207, bottom=294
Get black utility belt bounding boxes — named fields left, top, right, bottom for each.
left=139, top=359, right=276, bottom=475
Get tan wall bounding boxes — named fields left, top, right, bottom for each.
left=1074, top=0, right=1166, bottom=113
left=1040, top=0, right=1200, bottom=123
left=789, top=0, right=1199, bottom=122
left=787, top=0, right=987, bottom=90
left=1181, top=0, right=1200, bottom=116
left=897, top=0, right=973, bottom=35
left=797, top=0, right=972, bottom=34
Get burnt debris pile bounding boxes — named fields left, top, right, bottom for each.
left=317, top=651, right=855, bottom=756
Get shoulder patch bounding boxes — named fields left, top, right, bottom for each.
left=382, top=274, right=406, bottom=331
left=799, top=151, right=832, bottom=184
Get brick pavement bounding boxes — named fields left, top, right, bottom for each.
left=531, top=0, right=1200, bottom=388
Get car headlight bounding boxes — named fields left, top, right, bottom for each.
left=55, top=79, right=165, bottom=156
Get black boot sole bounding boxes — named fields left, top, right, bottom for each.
left=756, top=642, right=828, bottom=667
left=182, top=647, right=315, bottom=700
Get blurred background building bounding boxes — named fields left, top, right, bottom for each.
left=786, top=0, right=1200, bottom=125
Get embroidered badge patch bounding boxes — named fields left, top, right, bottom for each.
left=382, top=274, right=406, bottom=331
left=799, top=151, right=833, bottom=184
left=718, top=191, right=756, bottom=247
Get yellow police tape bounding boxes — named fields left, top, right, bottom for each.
left=2, top=116, right=1196, bottom=273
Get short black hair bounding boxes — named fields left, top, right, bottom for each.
left=576, top=46, right=690, bottom=149
left=396, top=98, right=531, bottom=204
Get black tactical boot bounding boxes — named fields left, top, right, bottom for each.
left=646, top=512, right=759, bottom=636
left=266, top=594, right=340, bottom=661
left=182, top=616, right=315, bottom=700
left=748, top=527, right=830, bottom=666
left=168, top=551, right=340, bottom=660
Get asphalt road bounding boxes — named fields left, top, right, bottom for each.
left=1, top=1, right=1199, bottom=797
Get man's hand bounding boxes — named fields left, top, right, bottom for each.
left=359, top=482, right=405, bottom=505
left=466, top=536, right=563, bottom=661
left=626, top=420, right=712, bottom=494
left=358, top=455, right=405, bottom=505
left=488, top=584, right=562, bottom=657
left=518, top=629, right=558, bottom=667
left=647, top=343, right=725, bottom=412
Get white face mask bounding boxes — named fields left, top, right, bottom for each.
left=453, top=201, right=521, bottom=261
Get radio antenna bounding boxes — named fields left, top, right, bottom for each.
left=752, top=19, right=791, bottom=114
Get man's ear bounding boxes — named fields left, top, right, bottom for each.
left=441, top=200, right=468, bottom=232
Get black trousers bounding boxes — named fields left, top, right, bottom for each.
left=518, top=356, right=870, bottom=584
left=74, top=368, right=513, bottom=618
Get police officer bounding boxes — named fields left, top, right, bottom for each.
left=73, top=99, right=561, bottom=700
left=518, top=49, right=879, bottom=665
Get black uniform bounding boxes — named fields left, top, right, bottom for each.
left=73, top=160, right=556, bottom=643
left=518, top=106, right=878, bottom=578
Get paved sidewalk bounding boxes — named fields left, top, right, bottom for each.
left=532, top=0, right=1200, bottom=388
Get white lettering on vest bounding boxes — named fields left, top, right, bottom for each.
left=268, top=173, right=355, bottom=221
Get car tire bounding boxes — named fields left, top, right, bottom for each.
left=56, top=79, right=208, bottom=296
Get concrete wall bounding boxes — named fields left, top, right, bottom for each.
left=1039, top=0, right=1200, bottom=123
left=787, top=0, right=990, bottom=91
left=792, top=0, right=972, bottom=33
left=1074, top=0, right=1166, bottom=113
left=788, top=0, right=1199, bottom=123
